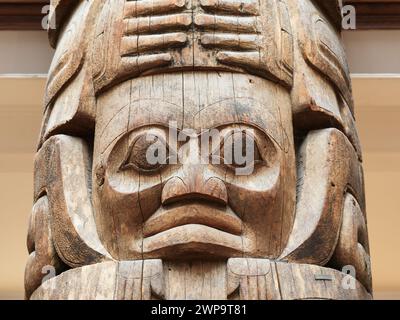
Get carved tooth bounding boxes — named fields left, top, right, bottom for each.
left=124, top=0, right=187, bottom=18
left=124, top=13, right=192, bottom=35
left=194, top=14, right=258, bottom=33
left=121, top=33, right=188, bottom=55
left=200, top=34, right=259, bottom=51
left=119, top=53, right=172, bottom=77
left=216, top=51, right=260, bottom=70
left=200, top=0, right=259, bottom=16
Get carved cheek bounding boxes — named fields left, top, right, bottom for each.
left=102, top=169, right=164, bottom=221
left=137, top=176, right=163, bottom=222
left=105, top=168, right=141, bottom=195
left=225, top=164, right=281, bottom=219
left=100, top=171, right=141, bottom=221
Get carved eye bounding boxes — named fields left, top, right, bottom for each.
left=120, top=133, right=168, bottom=173
left=220, top=130, right=262, bottom=169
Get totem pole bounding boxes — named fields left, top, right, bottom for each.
left=25, top=0, right=373, bottom=300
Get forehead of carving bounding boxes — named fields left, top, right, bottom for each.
left=95, top=72, right=292, bottom=153
left=97, top=99, right=183, bottom=155
left=97, top=97, right=288, bottom=155
left=195, top=98, right=286, bottom=149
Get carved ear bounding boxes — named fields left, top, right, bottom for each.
left=45, top=1, right=91, bottom=107
left=289, top=0, right=361, bottom=159
left=296, top=0, right=353, bottom=112
left=329, top=193, right=372, bottom=292
left=280, top=128, right=365, bottom=266
left=314, top=0, right=342, bottom=31
left=25, top=196, right=66, bottom=299
left=34, top=135, right=111, bottom=268
left=48, top=0, right=83, bottom=48
left=43, top=1, right=100, bottom=138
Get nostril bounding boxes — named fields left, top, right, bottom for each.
left=204, top=177, right=228, bottom=205
left=161, top=176, right=228, bottom=207
left=162, top=192, right=226, bottom=207
left=161, top=177, right=189, bottom=205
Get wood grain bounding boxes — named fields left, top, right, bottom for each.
left=31, top=259, right=372, bottom=300
left=2, top=1, right=399, bottom=30
left=26, top=0, right=373, bottom=300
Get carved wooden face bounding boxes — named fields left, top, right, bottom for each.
left=92, top=72, right=296, bottom=260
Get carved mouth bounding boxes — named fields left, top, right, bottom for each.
left=142, top=224, right=244, bottom=259
left=143, top=202, right=242, bottom=238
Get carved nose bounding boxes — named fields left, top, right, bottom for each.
left=162, top=176, right=228, bottom=207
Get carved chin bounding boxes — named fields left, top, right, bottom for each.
left=141, top=224, right=244, bottom=260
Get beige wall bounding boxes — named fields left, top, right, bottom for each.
left=0, top=78, right=43, bottom=299
left=343, top=31, right=400, bottom=74
left=353, top=76, right=400, bottom=298
left=364, top=155, right=400, bottom=295
left=0, top=32, right=53, bottom=75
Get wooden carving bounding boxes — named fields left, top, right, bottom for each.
left=26, top=0, right=373, bottom=300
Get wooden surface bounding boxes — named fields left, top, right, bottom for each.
left=2, top=0, right=400, bottom=30
left=1, top=75, right=399, bottom=300
left=25, top=0, right=373, bottom=300
left=31, top=259, right=372, bottom=300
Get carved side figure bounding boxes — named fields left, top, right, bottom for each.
left=25, top=0, right=372, bottom=300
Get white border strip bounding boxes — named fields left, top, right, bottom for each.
left=0, top=73, right=400, bottom=80
left=351, top=73, right=400, bottom=79
left=0, top=74, right=47, bottom=79
left=1, top=73, right=399, bottom=79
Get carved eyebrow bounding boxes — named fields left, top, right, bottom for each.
left=205, top=122, right=286, bottom=152
left=199, top=123, right=266, bottom=136
left=196, top=124, right=283, bottom=154
left=123, top=123, right=268, bottom=143
left=128, top=123, right=175, bottom=133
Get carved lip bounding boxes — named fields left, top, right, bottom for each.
left=142, top=224, right=244, bottom=259
left=143, top=203, right=242, bottom=238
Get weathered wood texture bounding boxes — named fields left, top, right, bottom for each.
left=3, top=1, right=400, bottom=30
left=26, top=0, right=372, bottom=300
left=31, top=259, right=371, bottom=300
